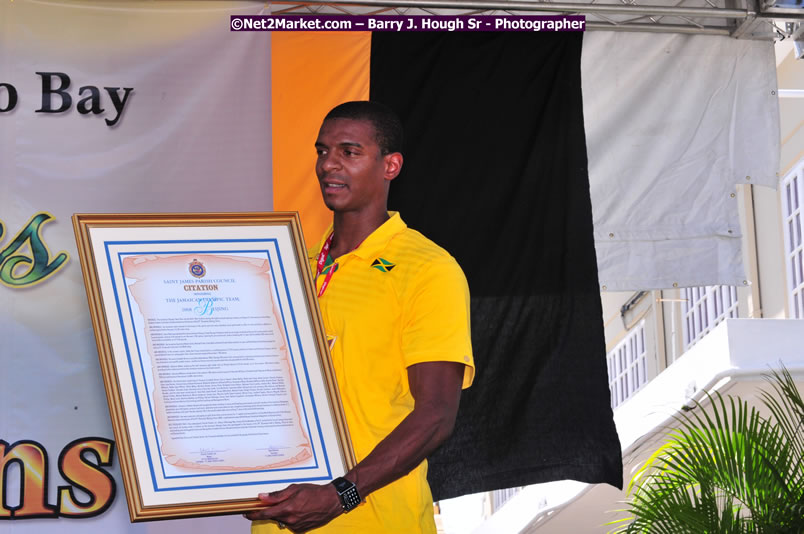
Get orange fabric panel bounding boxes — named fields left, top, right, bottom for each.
left=271, top=32, right=370, bottom=248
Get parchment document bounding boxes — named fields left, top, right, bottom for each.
left=122, top=254, right=313, bottom=473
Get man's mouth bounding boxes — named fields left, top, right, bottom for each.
left=324, top=182, right=347, bottom=190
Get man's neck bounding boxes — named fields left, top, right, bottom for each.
left=330, top=209, right=390, bottom=259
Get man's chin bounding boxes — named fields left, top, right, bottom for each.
left=324, top=201, right=352, bottom=214
left=322, top=193, right=350, bottom=212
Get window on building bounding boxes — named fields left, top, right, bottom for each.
left=682, top=285, right=738, bottom=349
left=781, top=161, right=804, bottom=318
left=606, top=320, right=647, bottom=409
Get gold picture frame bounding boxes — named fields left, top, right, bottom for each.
left=72, top=212, right=354, bottom=522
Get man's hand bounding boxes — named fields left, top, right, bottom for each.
left=244, top=482, right=343, bottom=532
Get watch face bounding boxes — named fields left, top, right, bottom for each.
left=340, top=487, right=360, bottom=511
left=333, top=477, right=351, bottom=492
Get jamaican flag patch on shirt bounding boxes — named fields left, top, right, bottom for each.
left=371, top=257, right=395, bottom=272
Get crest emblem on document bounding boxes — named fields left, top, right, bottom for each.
left=189, top=258, right=206, bottom=278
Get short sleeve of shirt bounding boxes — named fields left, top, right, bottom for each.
left=401, top=256, right=475, bottom=388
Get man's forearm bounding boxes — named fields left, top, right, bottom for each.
left=346, top=361, right=465, bottom=499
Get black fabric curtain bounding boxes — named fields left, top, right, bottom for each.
left=371, top=32, right=623, bottom=500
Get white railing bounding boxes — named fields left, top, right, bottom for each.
left=781, top=160, right=804, bottom=318
left=682, top=285, right=738, bottom=349
left=491, top=487, right=521, bottom=513
left=607, top=320, right=647, bottom=409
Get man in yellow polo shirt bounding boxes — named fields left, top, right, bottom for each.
left=247, top=101, right=474, bottom=533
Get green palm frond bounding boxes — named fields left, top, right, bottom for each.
left=609, top=366, right=804, bottom=534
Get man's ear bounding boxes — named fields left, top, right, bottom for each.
left=384, top=152, right=404, bottom=182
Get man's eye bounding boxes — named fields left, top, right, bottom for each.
left=344, top=149, right=356, bottom=156
left=316, top=149, right=326, bottom=156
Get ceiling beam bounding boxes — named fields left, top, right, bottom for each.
left=275, top=0, right=753, bottom=18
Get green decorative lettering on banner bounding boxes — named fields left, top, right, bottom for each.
left=0, top=213, right=69, bottom=288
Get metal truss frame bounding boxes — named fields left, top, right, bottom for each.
left=268, top=0, right=804, bottom=38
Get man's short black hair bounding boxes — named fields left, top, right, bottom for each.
left=324, top=101, right=404, bottom=156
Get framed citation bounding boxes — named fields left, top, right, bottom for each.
left=72, top=213, right=355, bottom=522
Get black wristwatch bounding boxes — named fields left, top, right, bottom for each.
left=331, top=477, right=361, bottom=512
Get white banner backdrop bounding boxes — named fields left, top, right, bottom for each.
left=583, top=32, right=779, bottom=290
left=0, top=3, right=783, bottom=531
left=1, top=1, right=269, bottom=532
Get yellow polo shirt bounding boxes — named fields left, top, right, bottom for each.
left=253, top=212, right=473, bottom=533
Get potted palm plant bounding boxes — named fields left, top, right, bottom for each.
left=611, top=367, right=804, bottom=533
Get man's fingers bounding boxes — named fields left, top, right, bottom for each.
left=258, top=487, right=293, bottom=505
left=243, top=508, right=292, bottom=524
left=243, top=497, right=289, bottom=522
left=243, top=510, right=269, bottom=521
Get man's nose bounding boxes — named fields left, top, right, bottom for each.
left=319, top=152, right=340, bottom=172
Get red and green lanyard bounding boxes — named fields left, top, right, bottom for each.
left=316, top=233, right=366, bottom=298
left=315, top=233, right=336, bottom=298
